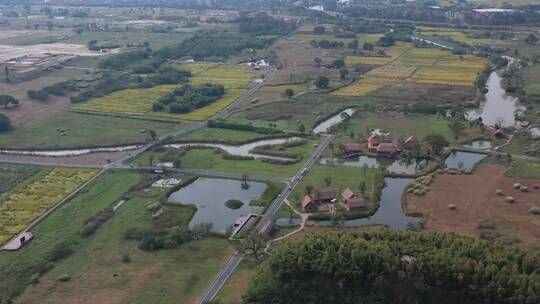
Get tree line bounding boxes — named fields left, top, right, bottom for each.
left=243, top=230, right=540, bottom=304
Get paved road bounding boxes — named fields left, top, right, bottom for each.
left=197, top=134, right=335, bottom=304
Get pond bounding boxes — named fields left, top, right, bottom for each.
left=462, top=140, right=492, bottom=151
left=167, top=178, right=267, bottom=233
left=0, top=145, right=141, bottom=157
left=443, top=151, right=486, bottom=171
left=466, top=68, right=524, bottom=127
left=313, top=108, right=356, bottom=134
left=308, top=177, right=421, bottom=229
left=165, top=137, right=303, bottom=161
left=320, top=156, right=430, bottom=175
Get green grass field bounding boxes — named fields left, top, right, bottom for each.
left=225, top=94, right=368, bottom=133
left=0, top=170, right=234, bottom=304
left=140, top=139, right=320, bottom=179
left=0, top=111, right=186, bottom=149
left=176, top=127, right=275, bottom=143
left=62, top=31, right=192, bottom=49
left=505, top=160, right=540, bottom=179
left=340, top=112, right=455, bottom=143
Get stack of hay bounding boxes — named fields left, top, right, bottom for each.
left=408, top=174, right=435, bottom=196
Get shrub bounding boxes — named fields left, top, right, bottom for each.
left=121, top=253, right=131, bottom=263
left=26, top=89, right=49, bottom=101
left=80, top=208, right=114, bottom=237
left=478, top=219, right=497, bottom=229
left=48, top=242, right=73, bottom=262
left=225, top=199, right=244, bottom=209
left=0, top=113, right=11, bottom=132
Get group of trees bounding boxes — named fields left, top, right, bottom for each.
left=0, top=114, right=10, bottom=132
left=0, top=95, right=19, bottom=109
left=155, top=32, right=270, bottom=61
left=237, top=12, right=296, bottom=36
left=153, top=83, right=225, bottom=114
left=243, top=231, right=540, bottom=304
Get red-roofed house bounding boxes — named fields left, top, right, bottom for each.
left=343, top=143, right=362, bottom=156
left=311, top=188, right=337, bottom=204
left=494, top=128, right=506, bottom=139
left=368, top=133, right=381, bottom=151
left=376, top=141, right=399, bottom=157
left=302, top=195, right=318, bottom=213
left=341, top=188, right=367, bottom=211
left=403, top=136, right=418, bottom=150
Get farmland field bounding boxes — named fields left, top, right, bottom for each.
left=0, top=165, right=39, bottom=193
left=0, top=168, right=98, bottom=244
left=71, top=64, right=252, bottom=121
left=0, top=170, right=234, bottom=303
left=337, top=46, right=487, bottom=95
left=333, top=76, right=396, bottom=96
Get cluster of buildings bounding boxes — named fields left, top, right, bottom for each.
left=302, top=187, right=366, bottom=213
left=343, top=132, right=418, bottom=158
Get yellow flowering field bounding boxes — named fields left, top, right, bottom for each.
left=0, top=168, right=98, bottom=244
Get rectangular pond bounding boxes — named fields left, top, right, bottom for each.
left=443, top=151, right=487, bottom=172
left=321, top=156, right=430, bottom=175
left=167, top=177, right=267, bottom=233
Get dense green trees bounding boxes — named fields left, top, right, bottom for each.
left=0, top=95, right=19, bottom=109
left=315, top=76, right=329, bottom=89
left=154, top=83, right=225, bottom=114
left=155, top=33, right=270, bottom=61
left=244, top=231, right=540, bottom=304
left=238, top=12, right=295, bottom=35
left=98, top=48, right=151, bottom=70
left=0, top=114, right=11, bottom=132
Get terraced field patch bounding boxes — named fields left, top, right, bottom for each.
left=367, top=65, right=417, bottom=79
left=71, top=85, right=178, bottom=117
left=333, top=76, right=396, bottom=96
left=262, top=83, right=310, bottom=94
left=71, top=64, right=253, bottom=121
left=0, top=168, right=98, bottom=244
left=411, top=66, right=480, bottom=86
left=345, top=42, right=413, bottom=65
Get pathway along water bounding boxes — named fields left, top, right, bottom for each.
left=164, top=137, right=303, bottom=161
left=466, top=59, right=524, bottom=127
left=313, top=108, right=356, bottom=134
left=0, top=145, right=141, bottom=157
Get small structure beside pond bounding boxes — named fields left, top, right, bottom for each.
left=341, top=188, right=367, bottom=211
left=302, top=188, right=338, bottom=213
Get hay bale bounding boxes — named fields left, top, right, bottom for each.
left=519, top=186, right=529, bottom=193
left=495, top=189, right=503, bottom=196
left=448, top=204, right=456, bottom=210
left=57, top=274, right=70, bottom=282
left=437, top=169, right=444, bottom=175
left=146, top=202, right=160, bottom=211
left=505, top=197, right=515, bottom=203
left=533, top=185, right=540, bottom=190
left=529, top=207, right=540, bottom=215
left=513, top=183, right=522, bottom=189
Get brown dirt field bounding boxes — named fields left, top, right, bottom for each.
left=269, top=39, right=340, bottom=85
left=0, top=151, right=126, bottom=166
left=17, top=263, right=162, bottom=304
left=222, top=272, right=256, bottom=304
left=0, top=95, right=71, bottom=127
left=406, top=164, right=540, bottom=248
